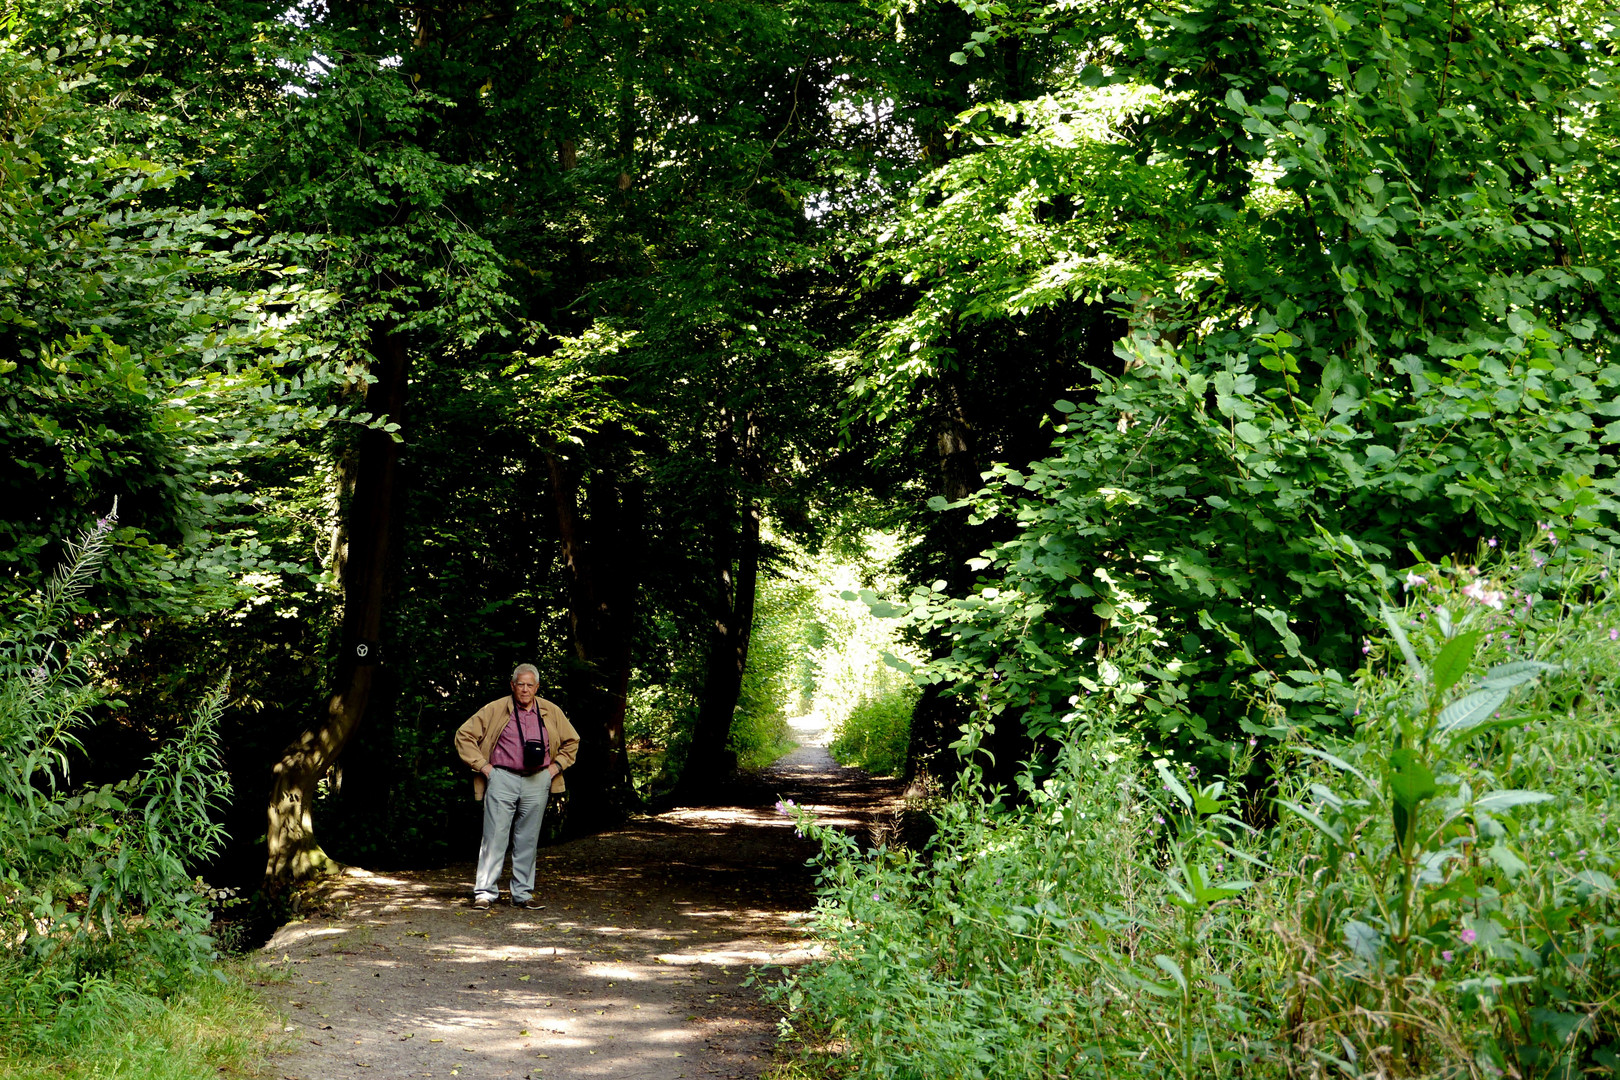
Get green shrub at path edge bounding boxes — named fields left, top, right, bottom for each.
left=768, top=540, right=1620, bottom=1079
left=830, top=683, right=919, bottom=777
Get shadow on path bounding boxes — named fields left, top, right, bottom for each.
left=256, top=722, right=902, bottom=1080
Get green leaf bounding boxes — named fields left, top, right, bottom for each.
left=1153, top=954, right=1187, bottom=991
left=1380, top=605, right=1424, bottom=679
left=1277, top=799, right=1344, bottom=844
left=1479, top=660, right=1553, bottom=690
left=1344, top=920, right=1382, bottom=961
left=1153, top=759, right=1192, bottom=810
left=1573, top=870, right=1616, bottom=895
left=1473, top=790, right=1553, bottom=813
left=1488, top=842, right=1528, bottom=878
left=1436, top=687, right=1509, bottom=735
left=1388, top=748, right=1437, bottom=810
left=1429, top=630, right=1479, bottom=695
left=1293, top=746, right=1374, bottom=789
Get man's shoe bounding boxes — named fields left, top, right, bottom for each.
left=521, top=899, right=545, bottom=910
left=472, top=897, right=491, bottom=910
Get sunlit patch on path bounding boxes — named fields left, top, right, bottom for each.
left=256, top=721, right=901, bottom=1079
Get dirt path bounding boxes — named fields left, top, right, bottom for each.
left=254, top=716, right=902, bottom=1080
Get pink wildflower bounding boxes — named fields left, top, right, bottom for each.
left=1462, top=580, right=1505, bottom=610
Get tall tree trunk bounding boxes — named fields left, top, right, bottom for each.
left=264, top=330, right=408, bottom=886
left=544, top=450, right=642, bottom=825
left=906, top=373, right=980, bottom=785
left=681, top=408, right=761, bottom=794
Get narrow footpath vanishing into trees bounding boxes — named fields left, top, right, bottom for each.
left=254, top=717, right=902, bottom=1080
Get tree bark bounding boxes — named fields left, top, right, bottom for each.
left=264, top=329, right=408, bottom=887
left=906, top=373, right=980, bottom=785
left=544, top=450, right=642, bottom=825
left=680, top=408, right=761, bottom=794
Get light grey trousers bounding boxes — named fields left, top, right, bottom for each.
left=474, top=768, right=551, bottom=903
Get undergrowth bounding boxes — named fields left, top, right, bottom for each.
left=769, top=540, right=1620, bottom=1078
left=829, top=683, right=918, bottom=777
left=0, top=962, right=283, bottom=1079
left=0, top=510, right=241, bottom=1061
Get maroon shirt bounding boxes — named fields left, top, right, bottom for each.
left=489, top=701, right=547, bottom=772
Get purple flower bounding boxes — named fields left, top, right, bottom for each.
left=872, top=891, right=882, bottom=902
left=1186, top=764, right=1199, bottom=779
left=1533, top=555, right=1546, bottom=568
left=1362, top=639, right=1372, bottom=655
left=774, top=798, right=796, bottom=816
left=1610, top=629, right=1618, bottom=642
left=1154, top=815, right=1165, bottom=825
left=1404, top=572, right=1427, bottom=589
left=1487, top=538, right=1498, bottom=548
left=1442, top=950, right=1454, bottom=962
left=1459, top=927, right=1477, bottom=945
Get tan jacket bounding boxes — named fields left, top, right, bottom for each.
left=455, top=695, right=580, bottom=799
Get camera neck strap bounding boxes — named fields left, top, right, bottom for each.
left=510, top=695, right=547, bottom=754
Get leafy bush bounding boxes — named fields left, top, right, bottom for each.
left=0, top=512, right=236, bottom=1049
left=829, top=683, right=918, bottom=777
left=1270, top=547, right=1620, bottom=1078
left=772, top=542, right=1620, bottom=1079
left=851, top=0, right=1620, bottom=759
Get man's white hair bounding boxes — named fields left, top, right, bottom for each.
left=511, top=663, right=540, bottom=683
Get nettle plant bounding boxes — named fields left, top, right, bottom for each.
left=0, top=512, right=235, bottom=1040
left=1277, top=555, right=1620, bottom=1078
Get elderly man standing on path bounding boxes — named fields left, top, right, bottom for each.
left=454, top=664, right=580, bottom=909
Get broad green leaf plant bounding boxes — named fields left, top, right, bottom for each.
left=0, top=511, right=238, bottom=1046
left=1275, top=552, right=1620, bottom=1077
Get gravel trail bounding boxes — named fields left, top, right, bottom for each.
left=255, top=716, right=901, bottom=1080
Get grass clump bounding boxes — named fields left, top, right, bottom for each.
left=0, top=963, right=283, bottom=1079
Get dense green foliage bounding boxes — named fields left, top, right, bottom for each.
left=778, top=545, right=1620, bottom=1077
left=828, top=683, right=918, bottom=777
left=5, top=0, right=1620, bottom=1071
left=0, top=33, right=345, bottom=621
left=863, top=0, right=1620, bottom=760
left=768, top=0, right=1620, bottom=1074
left=0, top=514, right=237, bottom=1049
